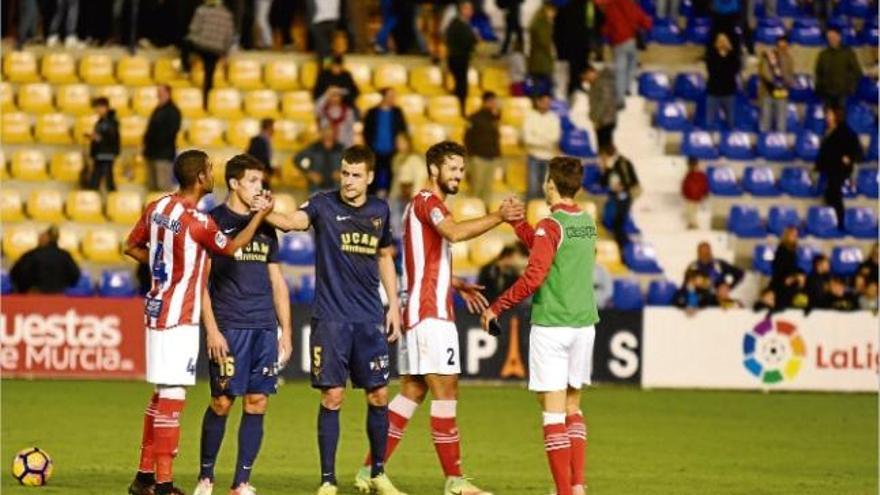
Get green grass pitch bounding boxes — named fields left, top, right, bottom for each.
left=1, top=380, right=876, bottom=494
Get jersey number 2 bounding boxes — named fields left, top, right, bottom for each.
left=446, top=348, right=455, bottom=366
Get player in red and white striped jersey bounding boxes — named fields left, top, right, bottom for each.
left=359, top=141, right=524, bottom=495
left=124, top=150, right=273, bottom=495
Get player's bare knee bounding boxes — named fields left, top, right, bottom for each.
left=321, top=388, right=345, bottom=410
left=565, top=388, right=582, bottom=415
left=243, top=394, right=268, bottom=414
left=210, top=395, right=234, bottom=416
left=366, top=387, right=388, bottom=406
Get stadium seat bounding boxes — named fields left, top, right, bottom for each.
left=82, top=229, right=122, bottom=263
left=409, top=66, right=445, bottom=96
left=755, top=17, right=786, bottom=44
left=856, top=168, right=878, bottom=199
left=2, top=112, right=33, bottom=143
left=265, top=60, right=299, bottom=91
left=650, top=18, right=684, bottom=44
left=153, top=57, right=189, bottom=87
left=373, top=63, right=409, bottom=91
left=681, top=130, right=718, bottom=159
left=172, top=87, right=206, bottom=118
left=3, top=225, right=39, bottom=261
left=795, top=130, right=821, bottom=161
left=742, top=167, right=780, bottom=197
left=452, top=198, right=487, bottom=221
left=844, top=207, right=878, bottom=239
left=397, top=93, right=427, bottom=123
left=780, top=167, right=818, bottom=197
left=752, top=244, right=775, bottom=276
left=480, top=66, right=510, bottom=96
left=117, top=55, right=152, bottom=86
left=656, top=101, right=689, bottom=131
left=445, top=67, right=479, bottom=95
left=602, top=202, right=640, bottom=235
left=294, top=274, right=316, bottom=303
left=66, top=190, right=105, bottom=223
left=499, top=125, right=523, bottom=156
left=638, top=72, right=672, bottom=101
left=796, top=244, right=822, bottom=273
left=830, top=246, right=863, bottom=277
left=17, top=83, right=54, bottom=113
left=278, top=232, right=315, bottom=265
left=829, top=16, right=860, bottom=46
left=227, top=58, right=263, bottom=90
left=119, top=116, right=146, bottom=147
left=99, top=270, right=138, bottom=297
left=856, top=76, right=878, bottom=105
left=75, top=113, right=98, bottom=143
left=412, top=123, right=447, bottom=153
left=757, top=132, right=793, bottom=161
left=673, top=73, right=705, bottom=101
left=244, top=89, right=280, bottom=118
left=38, top=52, right=76, bottom=84
left=272, top=193, right=297, bottom=215
left=804, top=104, right=826, bottom=134
left=107, top=191, right=143, bottom=225
left=527, top=200, right=552, bottom=225
left=560, top=127, right=595, bottom=158
left=500, top=97, right=532, bottom=127
left=685, top=17, right=711, bottom=44
left=356, top=92, right=382, bottom=114
left=470, top=233, right=505, bottom=267
left=271, top=119, right=301, bottom=151
left=783, top=103, right=802, bottom=133
left=191, top=59, right=228, bottom=90
left=66, top=273, right=96, bottom=297
left=281, top=91, right=314, bottom=120
left=226, top=118, right=259, bottom=149
left=788, top=74, right=816, bottom=103
left=846, top=103, right=876, bottom=135
left=768, top=206, right=801, bottom=236
left=728, top=205, right=766, bottom=238
left=858, top=19, right=877, bottom=46
left=428, top=95, right=466, bottom=125
left=95, top=85, right=131, bottom=116
left=647, top=279, right=677, bottom=306
left=298, top=59, right=319, bottom=89
left=623, top=242, right=662, bottom=274
left=11, top=150, right=48, bottom=180
left=79, top=54, right=116, bottom=85
left=708, top=166, right=742, bottom=196
left=733, top=102, right=760, bottom=133
left=806, top=206, right=842, bottom=239
left=26, top=189, right=65, bottom=222
left=1, top=189, right=25, bottom=222
left=49, top=151, right=83, bottom=183
left=869, top=132, right=879, bottom=162
left=345, top=62, right=374, bottom=93
left=1, top=270, right=13, bottom=295
left=131, top=86, right=159, bottom=116
left=612, top=279, right=644, bottom=310
left=56, top=84, right=92, bottom=115
left=208, top=88, right=243, bottom=119
left=719, top=131, right=755, bottom=160
left=0, top=82, right=13, bottom=112
left=791, top=18, right=823, bottom=46
left=187, top=118, right=225, bottom=147
left=582, top=164, right=607, bottom=195
left=3, top=51, right=39, bottom=83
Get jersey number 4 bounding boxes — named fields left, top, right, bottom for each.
left=152, top=242, right=169, bottom=285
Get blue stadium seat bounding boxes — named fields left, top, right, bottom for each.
left=602, top=202, right=640, bottom=234
left=768, top=206, right=801, bottom=236
left=294, top=274, right=315, bottom=303
left=720, top=131, right=755, bottom=159
left=638, top=72, right=672, bottom=101
left=829, top=16, right=860, bottom=46
left=582, top=164, right=607, bottom=195
left=673, top=73, right=706, bottom=101
left=470, top=13, right=497, bottom=41
left=1, top=270, right=12, bottom=295
left=757, top=132, right=794, bottom=161
left=815, top=175, right=858, bottom=199
left=843, top=0, right=870, bottom=18
left=803, top=104, right=826, bottom=134
left=745, top=74, right=759, bottom=100
left=647, top=279, right=677, bottom=306
left=780, top=167, right=819, bottom=198
left=790, top=18, right=823, bottom=46
left=868, top=131, right=878, bottom=161
left=727, top=205, right=766, bottom=238
left=708, top=166, right=743, bottom=196
left=278, top=232, right=315, bottom=265
left=806, top=206, right=842, bottom=239
left=789, top=74, right=816, bottom=103
left=752, top=244, right=775, bottom=276
left=550, top=99, right=569, bottom=118
left=685, top=17, right=711, bottom=44
left=99, top=270, right=137, bottom=297
left=743, top=167, right=780, bottom=197
left=197, top=193, right=216, bottom=213
left=856, top=168, right=878, bottom=198
left=795, top=130, right=821, bottom=161
left=846, top=102, right=877, bottom=135
left=778, top=0, right=805, bottom=17
left=857, top=76, right=878, bottom=104
left=859, top=18, right=878, bottom=46
left=623, top=242, right=662, bottom=274
left=784, top=103, right=803, bottom=132
left=650, top=19, right=684, bottom=44
left=612, top=279, right=644, bottom=310
left=560, top=128, right=596, bottom=158
left=755, top=18, right=786, bottom=45
left=733, top=102, right=760, bottom=132
left=844, top=207, right=879, bottom=239
left=656, top=101, right=690, bottom=131
left=831, top=246, right=864, bottom=277
left=796, top=244, right=822, bottom=273
left=65, top=273, right=95, bottom=297
left=681, top=130, right=718, bottom=159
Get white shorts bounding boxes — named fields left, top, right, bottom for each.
left=529, top=325, right=596, bottom=392
left=398, top=318, right=461, bottom=376
left=146, top=325, right=199, bottom=386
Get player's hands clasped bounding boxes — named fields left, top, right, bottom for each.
left=498, top=196, right=525, bottom=223
left=480, top=308, right=498, bottom=332
left=206, top=328, right=230, bottom=363
left=251, top=190, right=275, bottom=216
left=456, top=281, right=489, bottom=314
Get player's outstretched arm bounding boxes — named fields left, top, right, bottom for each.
left=435, top=197, right=525, bottom=243
left=378, top=246, right=402, bottom=343
left=268, top=263, right=293, bottom=365
left=263, top=210, right=311, bottom=232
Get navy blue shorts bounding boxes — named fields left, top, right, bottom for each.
left=209, top=328, right=279, bottom=397
left=310, top=319, right=390, bottom=390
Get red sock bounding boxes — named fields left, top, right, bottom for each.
left=137, top=393, right=159, bottom=473
left=566, top=413, right=587, bottom=488
left=364, top=407, right=411, bottom=467
left=153, top=397, right=185, bottom=484
left=430, top=400, right=462, bottom=477
left=544, top=423, right=572, bottom=495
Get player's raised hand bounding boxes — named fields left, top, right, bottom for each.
left=456, top=281, right=489, bottom=314
left=253, top=190, right=275, bottom=217
left=206, top=329, right=230, bottom=363
left=498, top=196, right=525, bottom=223
left=385, top=304, right=402, bottom=343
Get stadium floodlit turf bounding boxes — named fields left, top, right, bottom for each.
left=1, top=380, right=876, bottom=494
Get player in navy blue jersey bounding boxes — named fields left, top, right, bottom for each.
left=193, top=155, right=292, bottom=495
left=265, top=145, right=407, bottom=495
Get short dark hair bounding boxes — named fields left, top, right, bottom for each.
left=687, top=156, right=699, bottom=167
left=547, top=156, right=583, bottom=198
left=379, top=87, right=393, bottom=98
left=92, top=96, right=110, bottom=108
left=225, top=153, right=266, bottom=188
left=260, top=118, right=274, bottom=131
left=174, top=149, right=210, bottom=188
left=825, top=104, right=845, bottom=125
left=812, top=253, right=828, bottom=269
left=598, top=143, right=617, bottom=156
left=425, top=140, right=466, bottom=173
left=331, top=54, right=344, bottom=66
left=341, top=145, right=376, bottom=171
left=482, top=91, right=497, bottom=102
left=776, top=34, right=788, bottom=44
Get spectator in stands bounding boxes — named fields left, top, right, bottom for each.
left=46, top=0, right=82, bottom=48
left=495, top=0, right=523, bottom=57
left=753, top=288, right=776, bottom=312
left=478, top=243, right=529, bottom=302
left=364, top=88, right=409, bottom=195
left=143, top=85, right=182, bottom=192
left=686, top=241, right=744, bottom=288
left=815, top=105, right=863, bottom=230
left=594, top=262, right=614, bottom=309
left=528, top=2, right=556, bottom=96
left=859, top=282, right=878, bottom=312
left=599, top=143, right=640, bottom=255
left=681, top=157, right=709, bottom=229
left=855, top=243, right=879, bottom=294
left=674, top=270, right=714, bottom=312
left=805, top=254, right=832, bottom=309
left=294, top=125, right=344, bottom=193
left=86, top=97, right=120, bottom=193
left=758, top=35, right=794, bottom=134
left=180, top=0, right=235, bottom=109
left=445, top=1, right=478, bottom=114
left=10, top=226, right=80, bottom=295
left=464, top=91, right=502, bottom=205
left=814, top=27, right=863, bottom=109
left=583, top=64, right=618, bottom=149
left=308, top=0, right=340, bottom=60
left=254, top=0, right=273, bottom=48
left=16, top=0, right=40, bottom=49
left=554, top=0, right=590, bottom=97
left=705, top=32, right=740, bottom=129
left=315, top=86, right=358, bottom=147
left=770, top=226, right=804, bottom=309
left=827, top=277, right=858, bottom=311
left=712, top=282, right=744, bottom=309
left=313, top=55, right=360, bottom=107
left=506, top=38, right=528, bottom=96
left=655, top=0, right=680, bottom=20
left=247, top=118, right=275, bottom=169
left=709, top=0, right=742, bottom=50
left=389, top=133, right=428, bottom=233
left=600, top=0, right=652, bottom=105
left=524, top=93, right=562, bottom=199
left=271, top=0, right=295, bottom=50
left=373, top=0, right=397, bottom=53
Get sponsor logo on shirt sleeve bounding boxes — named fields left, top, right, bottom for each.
left=430, top=207, right=445, bottom=225
left=215, top=232, right=228, bottom=249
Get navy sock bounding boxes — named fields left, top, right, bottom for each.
left=367, top=405, right=389, bottom=478
left=317, top=405, right=340, bottom=485
left=199, top=406, right=228, bottom=481
left=232, top=413, right=264, bottom=488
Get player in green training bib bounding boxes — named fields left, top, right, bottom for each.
left=481, top=156, right=598, bottom=495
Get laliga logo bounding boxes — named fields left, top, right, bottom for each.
left=742, top=318, right=806, bottom=384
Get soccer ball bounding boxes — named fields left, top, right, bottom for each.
left=11, top=447, right=53, bottom=486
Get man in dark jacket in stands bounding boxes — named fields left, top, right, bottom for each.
left=599, top=143, right=640, bottom=256
left=11, top=226, right=80, bottom=294
left=771, top=226, right=804, bottom=309
left=294, top=125, right=345, bottom=193
left=814, top=27, right=862, bottom=109
left=87, top=97, right=120, bottom=192
left=363, top=88, right=408, bottom=195
left=445, top=0, right=478, bottom=114
left=686, top=242, right=744, bottom=288
left=312, top=55, right=360, bottom=107
left=463, top=91, right=502, bottom=205
left=247, top=118, right=275, bottom=169
left=143, top=84, right=182, bottom=191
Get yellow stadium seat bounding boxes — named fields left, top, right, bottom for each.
left=94, top=85, right=131, bottom=116
left=57, top=227, right=82, bottom=261
left=172, top=87, right=206, bottom=118
left=272, top=119, right=301, bottom=151
left=465, top=95, right=482, bottom=116
left=11, top=150, right=46, bottom=180
left=82, top=229, right=122, bottom=263
left=79, top=54, right=116, bottom=85
left=0, top=82, right=15, bottom=112
left=0, top=150, right=5, bottom=178
left=596, top=240, right=627, bottom=274
left=470, top=233, right=505, bottom=266
left=56, top=84, right=92, bottom=116
left=107, top=191, right=144, bottom=224
left=228, top=58, right=263, bottom=90
left=273, top=193, right=297, bottom=215
left=50, top=151, right=85, bottom=182
left=527, top=199, right=551, bottom=225
left=146, top=191, right=170, bottom=207
left=74, top=114, right=98, bottom=145
left=451, top=197, right=487, bottom=220
left=244, top=89, right=279, bottom=118
left=26, top=189, right=65, bottom=223
left=0, top=189, right=25, bottom=223
left=227, top=118, right=260, bottom=149
left=446, top=123, right=465, bottom=144
left=445, top=67, right=479, bottom=92
left=480, top=67, right=510, bottom=96
left=187, top=118, right=225, bottom=147
left=505, top=158, right=527, bottom=193
left=398, top=93, right=426, bottom=123
left=412, top=123, right=447, bottom=153
left=281, top=91, right=314, bottom=121
left=132, top=86, right=159, bottom=116
left=299, top=59, right=319, bottom=89
left=210, top=153, right=231, bottom=185
left=409, top=66, right=445, bottom=96
left=265, top=60, right=299, bottom=91
left=278, top=159, right=307, bottom=188
left=2, top=112, right=32, bottom=143
left=3, top=51, right=39, bottom=83
left=192, top=59, right=228, bottom=89
left=355, top=92, right=382, bottom=114
left=120, top=115, right=147, bottom=147
left=115, top=154, right=148, bottom=187
left=578, top=200, right=598, bottom=219
left=373, top=63, right=409, bottom=91
left=345, top=62, right=374, bottom=92
left=35, top=113, right=72, bottom=144
left=451, top=240, right=475, bottom=272
left=66, top=190, right=105, bottom=223
left=499, top=125, right=524, bottom=156
left=17, top=83, right=53, bottom=113
left=208, top=88, right=242, bottom=118
left=428, top=96, right=465, bottom=125
left=153, top=58, right=189, bottom=87
left=3, top=225, right=39, bottom=262
left=117, top=55, right=153, bottom=86
left=40, top=52, right=78, bottom=84
left=501, top=97, right=532, bottom=127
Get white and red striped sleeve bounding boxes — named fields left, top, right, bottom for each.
left=187, top=211, right=234, bottom=256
